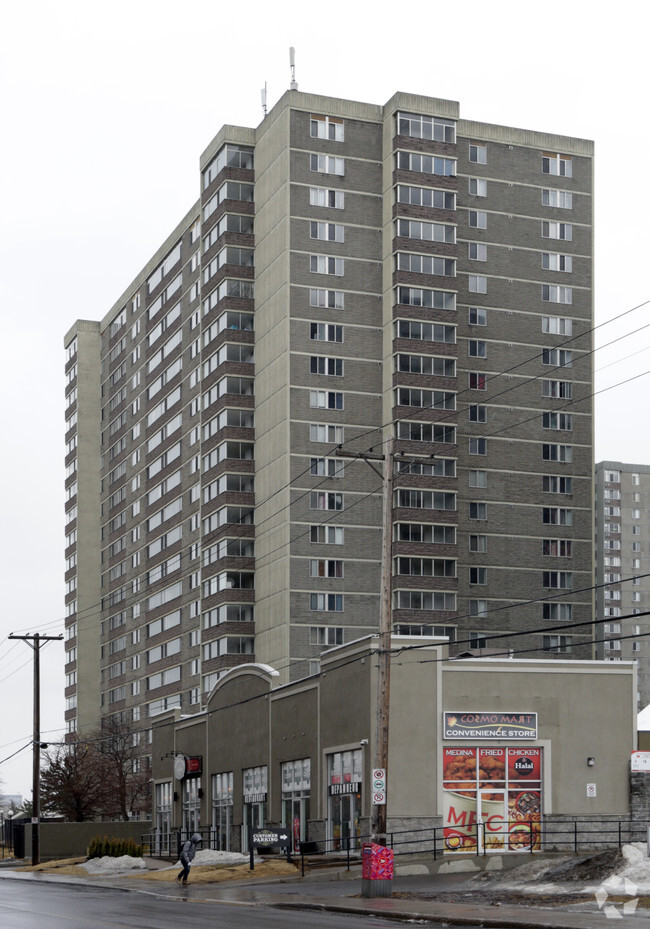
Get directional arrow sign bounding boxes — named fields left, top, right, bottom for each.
left=251, top=829, right=290, bottom=848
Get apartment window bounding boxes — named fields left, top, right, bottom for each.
left=310, top=458, right=343, bottom=478
left=542, top=252, right=572, bottom=272
left=396, top=150, right=456, bottom=176
left=542, top=285, right=572, bottom=305
left=310, top=593, right=343, bottom=612
left=543, top=571, right=572, bottom=589
left=310, top=288, right=344, bottom=309
left=632, top=473, right=640, bottom=485
left=397, top=422, right=455, bottom=444
left=469, top=502, right=487, bottom=520
left=396, top=219, right=455, bottom=243
left=397, top=185, right=455, bottom=210
left=310, top=525, right=344, bottom=545
left=469, top=469, right=487, bottom=487
left=543, top=475, right=572, bottom=494
left=469, top=534, right=487, bottom=552
left=469, top=340, right=487, bottom=358
left=469, top=438, right=487, bottom=456
left=469, top=243, right=487, bottom=262
left=542, top=153, right=572, bottom=177
left=542, top=221, right=572, bottom=241
left=310, top=492, right=343, bottom=511
left=542, top=380, right=572, bottom=399
left=310, top=356, right=343, bottom=376
left=470, top=567, right=487, bottom=585
left=396, top=320, right=456, bottom=343
left=396, top=490, right=456, bottom=511
left=542, top=507, right=572, bottom=525
left=469, top=372, right=486, bottom=390
left=397, top=113, right=456, bottom=143
left=543, top=635, right=572, bottom=653
left=310, top=187, right=344, bottom=209
left=468, top=275, right=487, bottom=294
left=469, top=143, right=487, bottom=164
left=542, top=317, right=573, bottom=336
left=398, top=287, right=455, bottom=310
left=543, top=412, right=572, bottom=431
left=542, top=189, right=573, bottom=209
left=542, top=539, right=572, bottom=557
left=397, top=557, right=456, bottom=578
left=310, top=390, right=343, bottom=410
left=311, top=114, right=344, bottom=141
left=633, top=542, right=641, bottom=552
left=542, top=348, right=572, bottom=367
left=396, top=523, right=456, bottom=543
left=396, top=387, right=455, bottom=410
left=543, top=602, right=572, bottom=620
left=542, top=444, right=572, bottom=462
left=310, top=626, right=344, bottom=647
left=310, top=153, right=344, bottom=176
left=468, top=210, right=487, bottom=229
left=469, top=405, right=487, bottom=423
left=310, top=254, right=344, bottom=276
left=310, top=221, right=344, bottom=243
left=397, top=253, right=455, bottom=276
left=397, top=354, right=455, bottom=377
left=310, top=423, right=344, bottom=443
left=469, top=177, right=487, bottom=196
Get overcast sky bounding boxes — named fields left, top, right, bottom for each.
left=1, top=0, right=648, bottom=797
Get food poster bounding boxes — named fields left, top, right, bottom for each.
left=443, top=747, right=542, bottom=852
left=507, top=748, right=542, bottom=850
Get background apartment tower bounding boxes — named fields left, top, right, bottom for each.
left=63, top=89, right=594, bottom=743
left=595, top=461, right=650, bottom=706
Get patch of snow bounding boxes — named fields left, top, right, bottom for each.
left=610, top=842, right=650, bottom=890
left=174, top=850, right=261, bottom=867
left=81, top=855, right=147, bottom=874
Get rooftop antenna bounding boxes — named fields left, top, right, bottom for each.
left=261, top=82, right=267, bottom=117
left=289, top=47, right=298, bottom=90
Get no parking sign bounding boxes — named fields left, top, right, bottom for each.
left=372, top=768, right=386, bottom=805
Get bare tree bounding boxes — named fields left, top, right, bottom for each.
left=92, top=715, right=151, bottom=821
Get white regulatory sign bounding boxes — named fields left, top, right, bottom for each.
left=586, top=783, right=597, bottom=798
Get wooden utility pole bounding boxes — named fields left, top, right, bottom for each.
left=335, top=437, right=394, bottom=843
left=9, top=632, right=63, bottom=865
left=373, top=435, right=394, bottom=843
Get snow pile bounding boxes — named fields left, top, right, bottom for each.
left=610, top=842, right=650, bottom=890
left=175, top=849, right=260, bottom=867
left=81, top=855, right=147, bottom=874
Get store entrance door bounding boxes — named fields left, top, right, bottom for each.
left=477, top=789, right=506, bottom=854
left=329, top=791, right=361, bottom=851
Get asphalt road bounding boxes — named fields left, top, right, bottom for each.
left=0, top=880, right=462, bottom=929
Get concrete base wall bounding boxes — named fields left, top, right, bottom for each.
left=22, top=821, right=147, bottom=861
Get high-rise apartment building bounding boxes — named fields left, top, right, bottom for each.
left=595, top=461, right=650, bottom=705
left=63, top=89, right=594, bottom=740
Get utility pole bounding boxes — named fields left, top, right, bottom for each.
left=9, top=632, right=63, bottom=865
left=335, top=436, right=395, bottom=843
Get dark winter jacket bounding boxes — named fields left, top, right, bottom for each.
left=180, top=832, right=203, bottom=863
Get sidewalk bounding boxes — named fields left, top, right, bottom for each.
left=2, top=858, right=650, bottom=929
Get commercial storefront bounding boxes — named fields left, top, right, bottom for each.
left=150, top=636, right=636, bottom=853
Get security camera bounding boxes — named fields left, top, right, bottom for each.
left=359, top=739, right=369, bottom=746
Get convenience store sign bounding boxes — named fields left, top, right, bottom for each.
left=444, top=711, right=537, bottom=739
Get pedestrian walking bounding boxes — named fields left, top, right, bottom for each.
left=176, top=832, right=202, bottom=885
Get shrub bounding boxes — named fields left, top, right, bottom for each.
left=87, top=835, right=143, bottom=859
